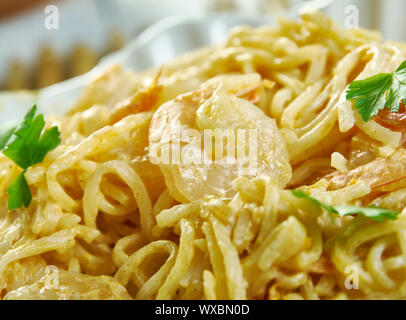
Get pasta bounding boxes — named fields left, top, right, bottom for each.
left=2, top=10, right=406, bottom=300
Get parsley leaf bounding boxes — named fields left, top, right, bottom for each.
left=0, top=105, right=61, bottom=210
left=7, top=172, right=32, bottom=210
left=3, top=106, right=60, bottom=169
left=291, top=190, right=399, bottom=222
left=346, top=60, right=406, bottom=122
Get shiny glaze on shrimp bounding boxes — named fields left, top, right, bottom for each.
left=148, top=74, right=292, bottom=203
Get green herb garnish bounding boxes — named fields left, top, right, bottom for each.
left=346, top=60, right=406, bottom=122
left=291, top=190, right=399, bottom=222
left=0, top=106, right=61, bottom=210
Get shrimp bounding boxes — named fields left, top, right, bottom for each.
left=374, top=102, right=406, bottom=131
left=109, top=69, right=162, bottom=124
left=326, top=149, right=406, bottom=191
left=149, top=74, right=292, bottom=203
left=374, top=102, right=406, bottom=146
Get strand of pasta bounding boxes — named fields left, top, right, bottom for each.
left=114, top=240, right=178, bottom=299
left=156, top=219, right=195, bottom=299
left=83, top=160, right=153, bottom=239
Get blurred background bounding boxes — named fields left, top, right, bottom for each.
left=0, top=0, right=405, bottom=91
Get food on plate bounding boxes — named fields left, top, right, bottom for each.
left=2, top=11, right=406, bottom=300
